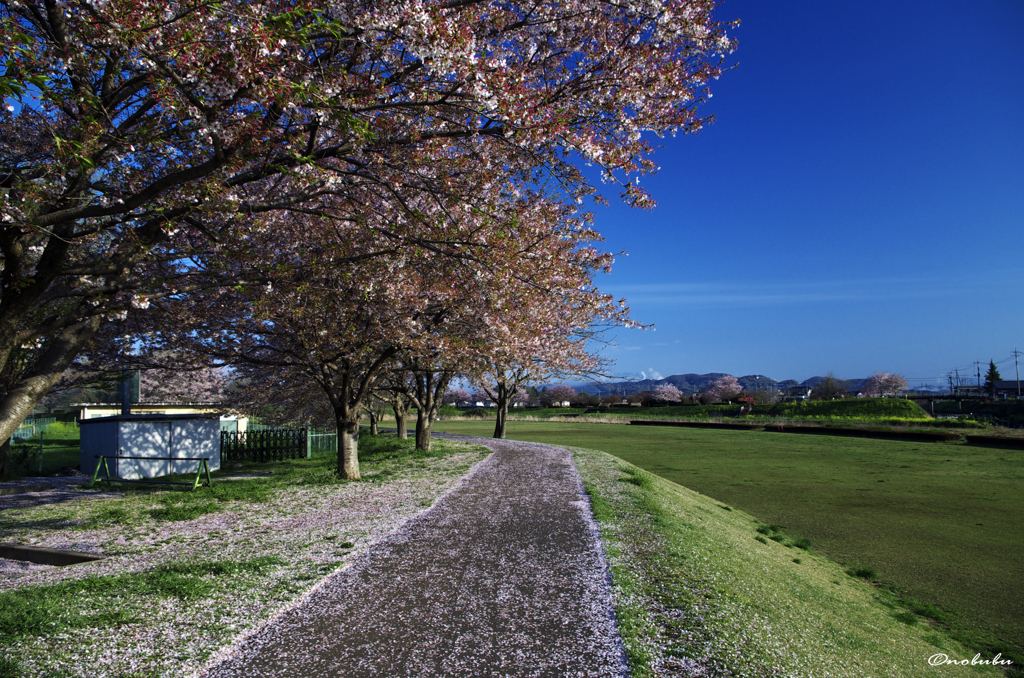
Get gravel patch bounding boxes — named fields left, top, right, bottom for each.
left=203, top=437, right=626, bottom=678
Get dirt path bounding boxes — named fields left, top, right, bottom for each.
left=204, top=436, right=625, bottom=678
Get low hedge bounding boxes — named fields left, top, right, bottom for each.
left=964, top=434, right=1024, bottom=449
left=763, top=425, right=959, bottom=442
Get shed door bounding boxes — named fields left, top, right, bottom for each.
left=119, top=422, right=171, bottom=479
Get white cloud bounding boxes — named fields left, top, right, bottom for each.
left=648, top=368, right=664, bottom=380
left=600, top=277, right=974, bottom=308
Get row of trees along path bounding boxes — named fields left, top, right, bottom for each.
left=0, top=0, right=737, bottom=477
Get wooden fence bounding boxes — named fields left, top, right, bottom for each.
left=220, top=428, right=307, bottom=463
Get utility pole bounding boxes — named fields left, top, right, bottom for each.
left=1014, top=349, right=1022, bottom=398
left=975, top=361, right=982, bottom=395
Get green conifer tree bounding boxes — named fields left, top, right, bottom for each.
left=983, top=360, right=1002, bottom=396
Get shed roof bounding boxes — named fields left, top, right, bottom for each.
left=79, top=413, right=221, bottom=425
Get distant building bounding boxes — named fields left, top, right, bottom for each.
left=992, top=381, right=1022, bottom=398
left=952, top=381, right=1021, bottom=398
left=782, top=387, right=812, bottom=402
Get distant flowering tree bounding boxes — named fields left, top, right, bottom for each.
left=652, top=383, right=683, bottom=403
left=470, top=390, right=494, bottom=405
left=541, top=385, right=577, bottom=407
left=444, top=389, right=472, bottom=405
left=703, top=376, right=742, bottom=404
left=571, top=391, right=600, bottom=407
left=861, top=372, right=908, bottom=398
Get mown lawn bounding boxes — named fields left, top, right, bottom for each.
left=431, top=419, right=1024, bottom=663
left=575, top=447, right=1004, bottom=677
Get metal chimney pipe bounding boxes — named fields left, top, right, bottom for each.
left=120, top=372, right=131, bottom=416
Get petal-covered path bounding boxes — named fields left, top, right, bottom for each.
left=204, top=436, right=626, bottom=678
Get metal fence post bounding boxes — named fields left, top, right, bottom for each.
left=306, top=428, right=312, bottom=459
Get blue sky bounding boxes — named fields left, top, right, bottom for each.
left=590, top=0, right=1024, bottom=389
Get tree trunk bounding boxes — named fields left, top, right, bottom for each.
left=492, top=381, right=510, bottom=439
left=408, top=364, right=451, bottom=452
left=0, top=316, right=102, bottom=472
left=338, top=417, right=361, bottom=480
left=394, top=406, right=408, bottom=439
left=368, top=410, right=379, bottom=436
left=493, top=404, right=508, bottom=439
left=415, top=406, right=431, bottom=451
left=0, top=438, right=10, bottom=478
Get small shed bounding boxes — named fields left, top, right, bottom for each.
left=80, top=414, right=221, bottom=480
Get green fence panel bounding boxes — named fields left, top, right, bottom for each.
left=220, top=428, right=307, bottom=463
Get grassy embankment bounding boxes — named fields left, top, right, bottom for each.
left=574, top=446, right=1008, bottom=677
left=430, top=419, right=1024, bottom=669
left=0, top=434, right=488, bottom=678
left=454, top=398, right=1005, bottom=433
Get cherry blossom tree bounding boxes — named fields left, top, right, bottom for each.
left=473, top=340, right=613, bottom=438
left=541, top=385, right=578, bottom=407
left=626, top=391, right=649, bottom=405
left=406, top=358, right=457, bottom=452
left=139, top=368, right=225, bottom=404
left=0, top=0, right=736, bottom=473
left=120, top=186, right=628, bottom=474
left=375, top=371, right=415, bottom=439
left=363, top=395, right=390, bottom=436
left=444, top=389, right=472, bottom=406
left=652, top=383, right=683, bottom=403
left=703, top=375, right=741, bottom=404
left=472, top=364, right=534, bottom=438
left=225, top=368, right=334, bottom=430
left=861, top=372, right=908, bottom=398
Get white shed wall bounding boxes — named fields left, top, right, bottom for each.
left=171, top=419, right=221, bottom=474
left=79, top=416, right=221, bottom=480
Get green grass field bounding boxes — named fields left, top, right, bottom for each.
left=7, top=423, right=81, bottom=477
left=431, top=420, right=1024, bottom=662
left=485, top=397, right=930, bottom=420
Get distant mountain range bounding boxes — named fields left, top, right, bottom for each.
left=567, top=373, right=943, bottom=396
